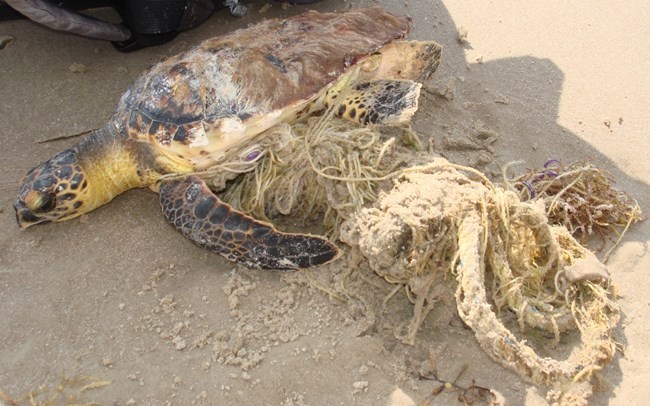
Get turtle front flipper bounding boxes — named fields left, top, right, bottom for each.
left=159, top=176, right=340, bottom=270
left=328, top=79, right=422, bottom=126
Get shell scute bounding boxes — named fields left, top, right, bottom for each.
left=127, top=110, right=152, bottom=134
left=136, top=70, right=204, bottom=126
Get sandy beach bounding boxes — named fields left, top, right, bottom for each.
left=1, top=1, right=648, bottom=404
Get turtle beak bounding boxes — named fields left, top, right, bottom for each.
left=14, top=200, right=48, bottom=229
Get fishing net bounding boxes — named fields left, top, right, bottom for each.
left=204, top=107, right=640, bottom=404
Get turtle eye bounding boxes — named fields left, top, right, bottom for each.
left=25, top=190, right=56, bottom=213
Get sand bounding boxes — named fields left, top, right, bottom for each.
left=0, top=0, right=648, bottom=404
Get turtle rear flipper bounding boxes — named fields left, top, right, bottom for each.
left=329, top=79, right=422, bottom=126
left=159, top=176, right=339, bottom=270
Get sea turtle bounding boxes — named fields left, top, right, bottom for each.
left=14, top=7, right=441, bottom=270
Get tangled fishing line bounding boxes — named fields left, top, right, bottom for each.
left=204, top=105, right=640, bottom=404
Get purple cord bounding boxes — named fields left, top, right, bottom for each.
left=246, top=151, right=261, bottom=161
left=543, top=159, right=561, bottom=168
left=522, top=180, right=536, bottom=199
left=533, top=170, right=558, bottom=182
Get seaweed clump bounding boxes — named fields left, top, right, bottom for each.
left=505, top=159, right=642, bottom=258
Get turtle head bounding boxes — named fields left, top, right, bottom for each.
left=15, top=149, right=90, bottom=228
